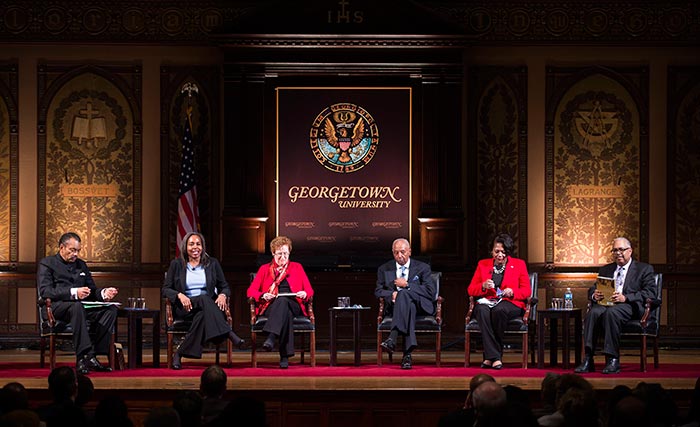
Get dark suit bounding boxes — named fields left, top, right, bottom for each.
left=37, top=254, right=117, bottom=359
left=375, top=258, right=435, bottom=351
left=162, top=257, right=233, bottom=358
left=583, top=259, right=656, bottom=358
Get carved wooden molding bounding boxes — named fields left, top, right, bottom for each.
left=0, top=61, right=18, bottom=269
left=0, top=2, right=696, bottom=45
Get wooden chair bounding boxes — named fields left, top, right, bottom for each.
left=38, top=297, right=115, bottom=370
left=164, top=297, right=232, bottom=368
left=464, top=272, right=538, bottom=368
left=248, top=273, right=316, bottom=368
left=376, top=271, right=443, bottom=366
left=585, top=273, right=662, bottom=372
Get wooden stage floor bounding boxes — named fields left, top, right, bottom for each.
left=2, top=348, right=698, bottom=427
left=2, top=348, right=698, bottom=392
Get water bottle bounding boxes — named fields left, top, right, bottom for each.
left=564, top=287, right=574, bottom=310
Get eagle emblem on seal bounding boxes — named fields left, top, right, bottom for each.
left=310, top=103, right=378, bottom=173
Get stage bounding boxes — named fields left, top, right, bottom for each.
left=1, top=348, right=698, bottom=427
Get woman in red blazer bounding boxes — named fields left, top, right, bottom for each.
left=467, top=233, right=531, bottom=369
left=247, top=236, right=314, bottom=368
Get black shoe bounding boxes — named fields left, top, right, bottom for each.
left=76, top=358, right=90, bottom=375
left=380, top=338, right=396, bottom=354
left=84, top=355, right=112, bottom=372
left=480, top=360, right=492, bottom=369
left=602, top=358, right=621, bottom=374
left=491, top=360, right=503, bottom=370
left=262, top=337, right=274, bottom=352
left=279, top=356, right=289, bottom=369
left=574, top=357, right=595, bottom=373
left=229, top=332, right=246, bottom=350
left=171, top=352, right=182, bottom=370
left=401, top=353, right=412, bottom=370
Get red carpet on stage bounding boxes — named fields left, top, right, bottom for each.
left=1, top=362, right=698, bottom=379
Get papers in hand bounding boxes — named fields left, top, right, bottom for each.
left=595, top=276, right=616, bottom=306
left=276, top=293, right=298, bottom=298
left=81, top=301, right=121, bottom=309
left=477, top=297, right=501, bottom=308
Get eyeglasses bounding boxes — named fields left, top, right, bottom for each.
left=273, top=252, right=290, bottom=257
left=611, top=247, right=630, bottom=254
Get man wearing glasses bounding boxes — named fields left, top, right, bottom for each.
left=575, top=237, right=656, bottom=374
left=37, top=232, right=118, bottom=374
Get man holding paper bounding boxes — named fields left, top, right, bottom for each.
left=575, top=237, right=657, bottom=374
left=37, top=232, right=118, bottom=374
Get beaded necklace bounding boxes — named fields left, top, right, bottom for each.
left=493, top=261, right=507, bottom=275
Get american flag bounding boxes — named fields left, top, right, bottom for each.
left=176, top=109, right=200, bottom=256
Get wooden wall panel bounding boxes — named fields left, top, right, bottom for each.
left=418, top=218, right=464, bottom=268
left=468, top=66, right=528, bottom=262
left=329, top=410, right=367, bottom=426
left=36, top=62, right=143, bottom=268
left=220, top=217, right=268, bottom=269
left=545, top=66, right=649, bottom=267
left=667, top=66, right=700, bottom=274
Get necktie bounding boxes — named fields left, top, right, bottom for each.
left=615, top=266, right=625, bottom=292
left=400, top=265, right=407, bottom=279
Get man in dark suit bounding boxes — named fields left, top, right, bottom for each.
left=575, top=237, right=657, bottom=374
left=375, top=238, right=435, bottom=369
left=37, top=232, right=117, bottom=375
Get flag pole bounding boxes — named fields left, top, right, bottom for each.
left=176, top=83, right=201, bottom=257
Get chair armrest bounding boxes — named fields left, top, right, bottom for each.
left=306, top=297, right=315, bottom=324
left=247, top=297, right=257, bottom=325
left=465, top=296, right=476, bottom=324
left=38, top=297, right=56, bottom=327
left=435, top=296, right=443, bottom=325
left=164, top=298, right=174, bottom=327
left=224, top=296, right=232, bottom=326
left=522, top=297, right=533, bottom=323
left=638, top=297, right=661, bottom=328
left=377, top=297, right=386, bottom=323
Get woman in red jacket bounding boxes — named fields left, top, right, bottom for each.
left=467, top=233, right=531, bottom=369
left=247, top=236, right=314, bottom=368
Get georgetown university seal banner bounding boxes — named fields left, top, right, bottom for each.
left=277, top=87, right=411, bottom=254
